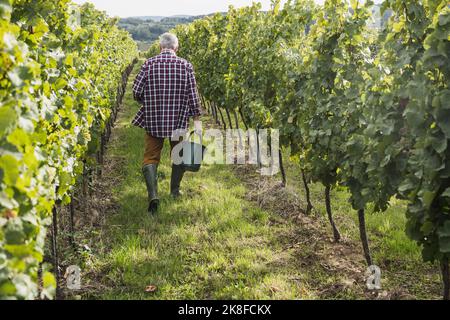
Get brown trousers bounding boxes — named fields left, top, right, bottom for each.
left=143, top=133, right=181, bottom=166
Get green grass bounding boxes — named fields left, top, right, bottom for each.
left=76, top=60, right=441, bottom=300
left=80, top=61, right=313, bottom=300
left=281, top=158, right=442, bottom=299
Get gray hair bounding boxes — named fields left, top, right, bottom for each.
left=160, top=33, right=179, bottom=50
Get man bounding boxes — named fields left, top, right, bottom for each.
left=132, top=33, right=202, bottom=215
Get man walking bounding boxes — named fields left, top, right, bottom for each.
left=132, top=33, right=202, bottom=215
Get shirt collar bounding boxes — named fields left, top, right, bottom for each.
left=161, top=49, right=177, bottom=56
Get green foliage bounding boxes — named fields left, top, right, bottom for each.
left=149, top=0, right=450, bottom=296
left=0, top=0, right=138, bottom=299
left=396, top=1, right=450, bottom=262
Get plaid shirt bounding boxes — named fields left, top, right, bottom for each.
left=132, top=49, right=202, bottom=138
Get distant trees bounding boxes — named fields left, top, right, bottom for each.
left=119, top=16, right=200, bottom=43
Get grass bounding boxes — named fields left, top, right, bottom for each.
left=79, top=61, right=311, bottom=300
left=74, top=60, right=442, bottom=300
left=281, top=158, right=442, bottom=299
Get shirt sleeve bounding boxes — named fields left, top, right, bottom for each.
left=186, top=63, right=202, bottom=117
left=133, top=62, right=148, bottom=104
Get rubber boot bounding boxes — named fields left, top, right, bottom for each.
left=170, top=164, right=185, bottom=198
left=142, top=164, right=159, bottom=215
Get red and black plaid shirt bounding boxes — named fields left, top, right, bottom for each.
left=132, top=49, right=202, bottom=138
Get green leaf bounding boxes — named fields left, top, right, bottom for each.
left=42, top=272, right=56, bottom=289
left=398, top=179, right=414, bottom=194
left=0, top=154, right=20, bottom=185
left=0, top=0, right=13, bottom=17
left=422, top=243, right=439, bottom=262
left=422, top=190, right=436, bottom=209
left=438, top=13, right=450, bottom=26
left=0, top=281, right=16, bottom=297
left=54, top=78, right=68, bottom=90
left=442, top=188, right=450, bottom=198
left=439, top=237, right=450, bottom=253
left=0, top=191, right=18, bottom=209
left=0, top=104, right=17, bottom=136
left=64, top=54, right=74, bottom=67
left=438, top=221, right=450, bottom=238
left=4, top=220, right=26, bottom=245
left=420, top=221, right=434, bottom=236
left=436, top=108, right=450, bottom=138
left=7, top=128, right=31, bottom=152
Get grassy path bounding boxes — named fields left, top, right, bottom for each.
left=78, top=61, right=441, bottom=300
left=82, top=61, right=311, bottom=300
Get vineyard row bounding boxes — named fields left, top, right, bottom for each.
left=154, top=0, right=450, bottom=299
left=0, top=0, right=138, bottom=299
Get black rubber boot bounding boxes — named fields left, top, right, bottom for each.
left=142, top=164, right=159, bottom=215
left=170, top=164, right=185, bottom=198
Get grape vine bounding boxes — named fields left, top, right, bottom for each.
left=0, top=0, right=138, bottom=299
left=164, top=0, right=450, bottom=299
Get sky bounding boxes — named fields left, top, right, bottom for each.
left=72, top=0, right=326, bottom=18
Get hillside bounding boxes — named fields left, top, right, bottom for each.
left=118, top=16, right=201, bottom=50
